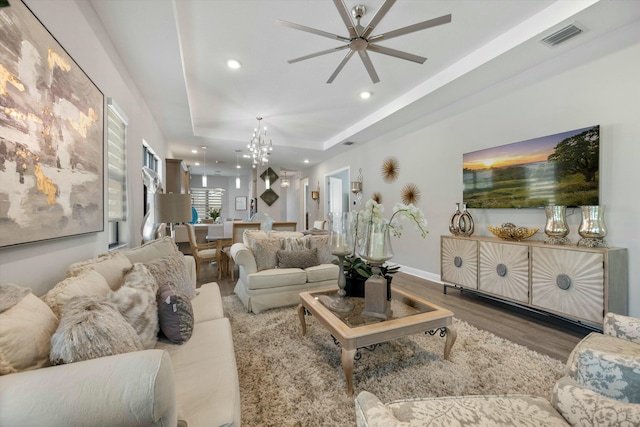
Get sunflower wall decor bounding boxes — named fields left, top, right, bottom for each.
left=401, top=183, right=421, bottom=205
left=381, top=157, right=399, bottom=183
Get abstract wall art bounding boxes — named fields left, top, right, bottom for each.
left=0, top=0, right=104, bottom=247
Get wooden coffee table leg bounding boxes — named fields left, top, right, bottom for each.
left=341, top=347, right=357, bottom=397
left=297, top=304, right=307, bottom=335
left=444, top=326, right=457, bottom=360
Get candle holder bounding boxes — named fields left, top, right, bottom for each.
left=359, top=221, right=394, bottom=319
left=320, top=212, right=354, bottom=313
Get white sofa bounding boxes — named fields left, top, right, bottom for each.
left=0, top=237, right=240, bottom=427
left=231, top=230, right=339, bottom=313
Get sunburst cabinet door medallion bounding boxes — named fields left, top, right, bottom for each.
left=441, top=237, right=478, bottom=290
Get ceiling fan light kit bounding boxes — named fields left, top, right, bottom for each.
left=276, top=0, right=451, bottom=84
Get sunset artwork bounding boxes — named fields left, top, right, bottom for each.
left=0, top=0, right=104, bottom=247
left=463, top=125, right=600, bottom=209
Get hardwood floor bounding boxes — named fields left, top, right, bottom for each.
left=197, top=263, right=591, bottom=363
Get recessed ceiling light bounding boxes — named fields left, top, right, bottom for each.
left=191, top=149, right=198, bottom=153
left=360, top=91, right=372, bottom=100
left=227, top=59, right=241, bottom=69
left=194, top=162, right=200, bottom=166
left=304, top=159, right=310, bottom=164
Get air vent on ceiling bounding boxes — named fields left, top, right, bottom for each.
left=541, top=23, right=584, bottom=47
left=342, top=141, right=355, bottom=146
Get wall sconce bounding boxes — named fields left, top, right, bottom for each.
left=350, top=168, right=363, bottom=205
left=311, top=181, right=320, bottom=203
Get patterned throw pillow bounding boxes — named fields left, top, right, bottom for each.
left=50, top=296, right=144, bottom=365
left=156, top=283, right=194, bottom=344
left=277, top=248, right=319, bottom=269
left=306, top=235, right=335, bottom=265
left=144, top=254, right=196, bottom=299
left=283, top=237, right=308, bottom=251
left=252, top=238, right=283, bottom=271
left=108, top=263, right=159, bottom=349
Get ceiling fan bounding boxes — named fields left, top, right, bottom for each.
left=276, top=0, right=451, bottom=84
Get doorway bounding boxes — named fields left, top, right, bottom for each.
left=325, top=167, right=349, bottom=216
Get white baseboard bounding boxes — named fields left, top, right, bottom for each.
left=394, top=265, right=442, bottom=285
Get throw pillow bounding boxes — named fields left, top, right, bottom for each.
left=277, top=248, right=320, bottom=269
left=252, top=238, right=283, bottom=271
left=66, top=252, right=132, bottom=291
left=42, top=269, right=112, bottom=319
left=144, top=254, right=196, bottom=299
left=283, top=237, right=308, bottom=251
left=243, top=229, right=268, bottom=251
left=120, top=236, right=180, bottom=264
left=268, top=231, right=304, bottom=239
left=306, top=234, right=335, bottom=265
left=108, top=263, right=159, bottom=349
left=50, top=296, right=144, bottom=365
left=0, top=287, right=58, bottom=375
left=156, top=283, right=194, bottom=344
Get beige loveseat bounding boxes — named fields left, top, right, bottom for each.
left=0, top=237, right=240, bottom=427
left=355, top=312, right=640, bottom=426
left=231, top=230, right=339, bottom=313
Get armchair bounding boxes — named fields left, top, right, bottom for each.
left=356, top=312, right=640, bottom=426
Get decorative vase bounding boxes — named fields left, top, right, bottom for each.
left=449, top=203, right=462, bottom=235
left=359, top=222, right=393, bottom=319
left=578, top=205, right=608, bottom=247
left=456, top=204, right=475, bottom=237
left=544, top=205, right=570, bottom=245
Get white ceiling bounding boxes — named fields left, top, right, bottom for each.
left=88, top=0, right=640, bottom=178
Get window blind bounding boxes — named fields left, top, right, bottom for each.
left=107, top=100, right=128, bottom=222
left=191, top=188, right=223, bottom=219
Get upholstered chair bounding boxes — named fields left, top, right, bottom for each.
left=356, top=312, right=640, bottom=426
left=185, top=223, right=218, bottom=279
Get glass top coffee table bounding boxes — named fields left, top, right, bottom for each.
left=297, top=287, right=456, bottom=396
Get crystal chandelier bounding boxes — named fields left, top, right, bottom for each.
left=248, top=116, right=273, bottom=168
left=280, top=171, right=290, bottom=188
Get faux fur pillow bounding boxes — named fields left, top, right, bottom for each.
left=252, top=238, right=283, bottom=271
left=144, top=254, right=196, bottom=299
left=277, top=248, right=319, bottom=269
left=108, top=263, right=159, bottom=349
left=283, top=237, right=308, bottom=251
left=42, top=269, right=112, bottom=319
left=157, top=283, right=194, bottom=344
left=0, top=288, right=58, bottom=375
left=50, top=296, right=144, bottom=365
left=66, top=252, right=133, bottom=291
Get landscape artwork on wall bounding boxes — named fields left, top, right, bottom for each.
left=463, top=125, right=599, bottom=209
left=0, top=0, right=104, bottom=247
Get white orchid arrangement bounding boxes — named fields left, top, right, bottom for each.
left=353, top=199, right=429, bottom=243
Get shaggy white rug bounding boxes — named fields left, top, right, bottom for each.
left=223, top=295, right=565, bottom=426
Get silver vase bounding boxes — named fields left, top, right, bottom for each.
left=578, top=205, right=607, bottom=247
left=449, top=203, right=462, bottom=235
left=544, top=205, right=570, bottom=245
left=456, top=204, right=475, bottom=237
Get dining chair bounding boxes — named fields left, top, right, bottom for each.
left=185, top=223, right=218, bottom=280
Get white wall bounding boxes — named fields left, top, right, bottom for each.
left=308, top=38, right=640, bottom=317
left=0, top=0, right=169, bottom=296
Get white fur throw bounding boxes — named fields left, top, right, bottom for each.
left=50, top=296, right=144, bottom=365
left=108, top=263, right=159, bottom=349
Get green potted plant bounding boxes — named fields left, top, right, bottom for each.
left=209, top=207, right=222, bottom=222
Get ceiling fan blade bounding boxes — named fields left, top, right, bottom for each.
left=362, top=0, right=396, bottom=39
left=367, top=44, right=426, bottom=64
left=332, top=0, right=357, bottom=38
left=287, top=45, right=350, bottom=64
left=357, top=50, right=380, bottom=84
left=275, top=19, right=350, bottom=42
left=327, top=49, right=356, bottom=84
left=369, top=14, right=452, bottom=42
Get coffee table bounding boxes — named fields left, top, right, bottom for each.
left=297, top=287, right=457, bottom=396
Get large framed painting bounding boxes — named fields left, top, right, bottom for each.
left=0, top=0, right=104, bottom=247
left=463, top=125, right=599, bottom=209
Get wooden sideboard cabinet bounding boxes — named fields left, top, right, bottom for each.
left=440, top=235, right=628, bottom=325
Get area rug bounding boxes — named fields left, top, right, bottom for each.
left=223, top=295, right=565, bottom=426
